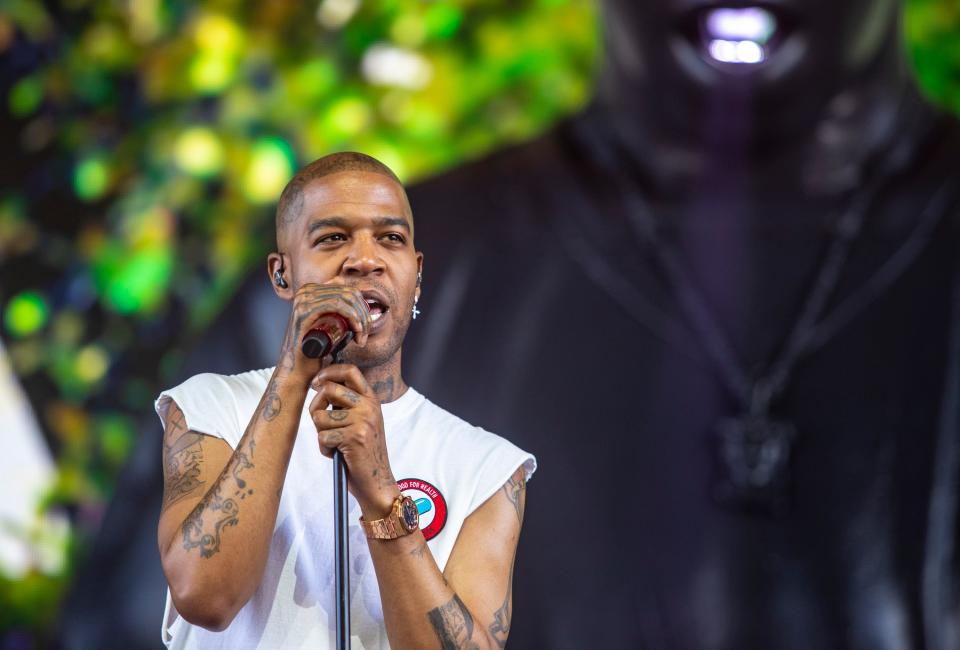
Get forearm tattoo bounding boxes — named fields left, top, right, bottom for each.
left=178, top=381, right=276, bottom=558
left=161, top=409, right=206, bottom=512
left=489, top=553, right=516, bottom=648
left=263, top=379, right=282, bottom=421
left=427, top=594, right=481, bottom=650
left=488, top=590, right=511, bottom=649
left=181, top=476, right=241, bottom=559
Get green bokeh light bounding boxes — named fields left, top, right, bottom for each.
left=96, top=414, right=134, bottom=467
left=243, top=137, right=297, bottom=204
left=8, top=75, right=43, bottom=117
left=4, top=291, right=49, bottom=338
left=74, top=345, right=109, bottom=384
left=324, top=96, right=375, bottom=140
left=73, top=157, right=110, bottom=201
left=424, top=4, right=463, bottom=41
left=188, top=51, right=235, bottom=94
left=99, top=248, right=174, bottom=314
left=174, top=127, right=225, bottom=178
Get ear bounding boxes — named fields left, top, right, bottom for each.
left=415, top=251, right=424, bottom=302
left=267, top=252, right=293, bottom=300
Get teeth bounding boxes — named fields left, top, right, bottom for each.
left=371, top=311, right=382, bottom=322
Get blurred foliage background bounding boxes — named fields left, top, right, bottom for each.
left=0, top=0, right=957, bottom=644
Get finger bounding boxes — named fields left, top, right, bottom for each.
left=296, top=286, right=367, bottom=341
left=317, top=434, right=336, bottom=458
left=322, top=285, right=367, bottom=342
left=340, top=288, right=369, bottom=343
left=308, top=387, right=330, bottom=413
left=313, top=379, right=364, bottom=409
left=343, top=288, right=372, bottom=346
left=304, top=298, right=365, bottom=343
left=312, top=364, right=374, bottom=398
left=312, top=407, right=354, bottom=430
left=318, top=427, right=348, bottom=457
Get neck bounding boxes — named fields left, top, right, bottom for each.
left=360, top=353, right=408, bottom=403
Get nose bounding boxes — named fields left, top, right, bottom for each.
left=342, top=233, right=385, bottom=277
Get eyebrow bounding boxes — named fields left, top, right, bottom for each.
left=374, top=216, right=411, bottom=232
left=306, top=216, right=411, bottom=235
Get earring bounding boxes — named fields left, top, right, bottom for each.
left=412, top=270, right=422, bottom=319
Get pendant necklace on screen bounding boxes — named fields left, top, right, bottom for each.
left=554, top=123, right=957, bottom=516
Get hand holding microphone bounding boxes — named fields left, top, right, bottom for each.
left=279, top=283, right=371, bottom=383
left=301, top=313, right=354, bottom=360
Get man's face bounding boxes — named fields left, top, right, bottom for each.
left=282, top=171, right=421, bottom=369
left=603, top=0, right=900, bottom=104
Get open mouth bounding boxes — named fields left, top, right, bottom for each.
left=677, top=5, right=796, bottom=67
left=362, top=293, right=389, bottom=323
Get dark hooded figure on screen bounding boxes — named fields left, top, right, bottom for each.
left=402, top=1, right=960, bottom=647
left=66, top=0, right=960, bottom=647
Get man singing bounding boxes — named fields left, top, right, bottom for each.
left=154, top=152, right=535, bottom=649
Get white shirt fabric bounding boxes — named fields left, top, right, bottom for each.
left=154, top=367, right=536, bottom=649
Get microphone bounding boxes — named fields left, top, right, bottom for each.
left=301, top=313, right=353, bottom=359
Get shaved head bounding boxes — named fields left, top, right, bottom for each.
left=275, top=152, right=406, bottom=246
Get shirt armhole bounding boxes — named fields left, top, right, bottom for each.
left=154, top=374, right=239, bottom=449
left=466, top=450, right=537, bottom=518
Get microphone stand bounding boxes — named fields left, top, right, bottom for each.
left=330, top=334, right=353, bottom=650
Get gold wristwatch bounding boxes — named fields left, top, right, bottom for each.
left=360, top=495, right=420, bottom=539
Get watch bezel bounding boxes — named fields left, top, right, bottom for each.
left=397, top=495, right=420, bottom=533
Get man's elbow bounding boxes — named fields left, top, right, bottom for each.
left=159, top=539, right=254, bottom=632
left=169, top=580, right=243, bottom=632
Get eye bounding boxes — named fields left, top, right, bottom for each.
left=381, top=232, right=406, bottom=244
left=314, top=233, right=347, bottom=246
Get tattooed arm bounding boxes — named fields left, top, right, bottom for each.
left=156, top=372, right=309, bottom=631
left=157, top=282, right=371, bottom=631
left=307, top=361, right=526, bottom=648
left=368, top=465, right=527, bottom=650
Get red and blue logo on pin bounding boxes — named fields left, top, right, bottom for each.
left=397, top=478, right=447, bottom=541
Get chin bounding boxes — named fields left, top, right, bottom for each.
left=342, top=329, right=407, bottom=370
left=342, top=347, right=395, bottom=370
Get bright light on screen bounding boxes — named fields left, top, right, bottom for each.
left=703, top=7, right=776, bottom=65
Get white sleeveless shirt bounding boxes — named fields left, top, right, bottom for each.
left=155, top=368, right=536, bottom=650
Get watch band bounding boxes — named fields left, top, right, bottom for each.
left=360, top=495, right=419, bottom=540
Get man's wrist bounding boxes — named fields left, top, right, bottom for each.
left=272, top=367, right=312, bottom=395
left=359, top=488, right=402, bottom=522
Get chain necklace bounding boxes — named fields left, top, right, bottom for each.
left=554, top=117, right=957, bottom=515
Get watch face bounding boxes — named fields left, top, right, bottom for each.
left=400, top=496, right=419, bottom=532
